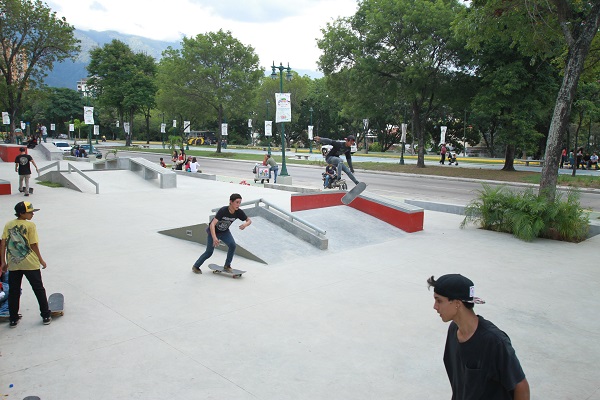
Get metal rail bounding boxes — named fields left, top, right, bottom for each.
left=212, top=198, right=327, bottom=237
left=67, top=163, right=99, bottom=194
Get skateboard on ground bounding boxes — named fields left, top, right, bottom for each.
left=341, top=182, right=367, bottom=205
left=208, top=264, right=246, bottom=278
left=48, top=292, right=64, bottom=316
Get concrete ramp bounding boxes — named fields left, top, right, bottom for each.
left=159, top=206, right=407, bottom=265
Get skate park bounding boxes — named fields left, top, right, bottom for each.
left=1, top=144, right=599, bottom=399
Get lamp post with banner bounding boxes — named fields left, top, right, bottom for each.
left=271, top=61, right=293, bottom=180
left=83, top=105, right=94, bottom=153
left=400, top=123, right=407, bottom=165
left=308, top=107, right=314, bottom=153
left=265, top=99, right=272, bottom=156
left=363, top=118, right=369, bottom=154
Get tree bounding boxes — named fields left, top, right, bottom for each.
left=87, top=40, right=157, bottom=146
left=318, top=0, right=468, bottom=167
left=35, top=87, right=83, bottom=136
left=0, top=0, right=80, bottom=141
left=157, top=30, right=263, bottom=152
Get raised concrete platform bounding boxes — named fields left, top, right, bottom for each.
left=291, top=190, right=424, bottom=233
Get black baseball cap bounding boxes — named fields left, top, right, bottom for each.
left=346, top=135, right=356, bottom=141
left=433, top=274, right=485, bottom=304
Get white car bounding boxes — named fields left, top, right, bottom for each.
left=53, top=141, right=71, bottom=153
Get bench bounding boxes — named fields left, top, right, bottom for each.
left=294, top=154, right=310, bottom=160
left=129, top=157, right=176, bottom=188
left=520, top=159, right=545, bottom=167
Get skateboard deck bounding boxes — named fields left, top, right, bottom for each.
left=49, top=292, right=64, bottom=316
left=208, top=264, right=246, bottom=278
left=341, top=182, right=367, bottom=205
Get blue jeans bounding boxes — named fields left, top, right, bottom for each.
left=326, top=156, right=359, bottom=184
left=193, top=230, right=237, bottom=268
left=269, top=166, right=278, bottom=183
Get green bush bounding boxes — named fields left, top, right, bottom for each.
left=461, top=184, right=589, bottom=242
left=369, top=142, right=382, bottom=152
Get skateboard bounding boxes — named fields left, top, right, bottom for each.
left=48, top=292, right=64, bottom=316
left=23, top=397, right=41, bottom=400
left=208, top=264, right=246, bottom=278
left=341, top=182, right=367, bottom=205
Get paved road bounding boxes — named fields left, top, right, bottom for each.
left=114, top=149, right=600, bottom=212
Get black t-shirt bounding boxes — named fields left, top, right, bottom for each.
left=443, top=316, right=526, bottom=400
left=213, top=206, right=248, bottom=233
left=326, top=140, right=351, bottom=159
left=15, top=154, right=33, bottom=175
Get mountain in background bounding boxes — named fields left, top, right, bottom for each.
left=43, top=29, right=180, bottom=89
left=44, top=29, right=321, bottom=89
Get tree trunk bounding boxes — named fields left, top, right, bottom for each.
left=539, top=3, right=600, bottom=200
left=501, top=144, right=516, bottom=171
left=216, top=104, right=223, bottom=153
left=413, top=102, right=425, bottom=168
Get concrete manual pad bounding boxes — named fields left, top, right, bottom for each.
left=1, top=152, right=599, bottom=399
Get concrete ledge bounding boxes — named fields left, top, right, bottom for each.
left=38, top=143, right=64, bottom=161
left=349, top=193, right=423, bottom=233
left=130, top=157, right=176, bottom=188
left=173, top=170, right=217, bottom=181
left=0, top=179, right=11, bottom=195
left=291, top=191, right=344, bottom=211
left=291, top=191, right=424, bottom=233
left=405, top=199, right=466, bottom=215
left=264, top=183, right=321, bottom=194
left=0, top=144, right=22, bottom=162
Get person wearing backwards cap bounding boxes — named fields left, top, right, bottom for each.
left=314, top=135, right=361, bottom=187
left=0, top=201, right=51, bottom=327
left=427, top=274, right=530, bottom=400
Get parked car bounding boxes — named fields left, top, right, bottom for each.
left=71, top=144, right=102, bottom=159
left=53, top=141, right=71, bottom=153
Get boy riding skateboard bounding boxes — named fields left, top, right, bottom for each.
left=192, top=193, right=252, bottom=274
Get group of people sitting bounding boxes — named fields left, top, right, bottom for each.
left=170, top=150, right=201, bottom=172
left=70, top=145, right=87, bottom=157
left=562, top=148, right=599, bottom=170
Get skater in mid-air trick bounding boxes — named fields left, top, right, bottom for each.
left=314, top=135, right=361, bottom=187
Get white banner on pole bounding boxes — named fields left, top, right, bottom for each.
left=160, top=123, right=166, bottom=133
left=84, top=106, right=94, bottom=124
left=21, top=121, right=26, bottom=130
left=184, top=121, right=190, bottom=133
left=69, top=123, right=74, bottom=132
left=172, top=120, right=176, bottom=128
left=2, top=112, right=9, bottom=124
left=363, top=118, right=369, bottom=131
left=124, top=122, right=130, bottom=134
left=94, top=125, right=100, bottom=136
left=275, top=93, right=291, bottom=122
left=50, top=123, right=55, bottom=131
left=248, top=119, right=252, bottom=128
left=440, top=126, right=447, bottom=145
left=401, top=123, right=407, bottom=142
left=116, top=120, right=119, bottom=128
left=265, top=121, right=272, bottom=136
left=221, top=123, right=228, bottom=136
left=308, top=125, right=314, bottom=140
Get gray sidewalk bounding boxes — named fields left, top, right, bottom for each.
left=1, top=152, right=599, bottom=399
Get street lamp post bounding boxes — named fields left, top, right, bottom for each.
left=271, top=61, right=293, bottom=179
left=160, top=113, right=165, bottom=149
left=265, top=99, right=271, bottom=156
left=309, top=107, right=313, bottom=153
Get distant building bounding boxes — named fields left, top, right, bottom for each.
left=77, top=78, right=94, bottom=96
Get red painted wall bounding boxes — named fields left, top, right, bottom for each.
left=290, top=192, right=424, bottom=232
left=0, top=144, right=25, bottom=162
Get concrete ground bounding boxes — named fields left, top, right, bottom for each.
left=1, top=148, right=599, bottom=399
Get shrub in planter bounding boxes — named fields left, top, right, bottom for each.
left=461, top=184, right=589, bottom=242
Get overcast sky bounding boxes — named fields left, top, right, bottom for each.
left=47, top=0, right=358, bottom=73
